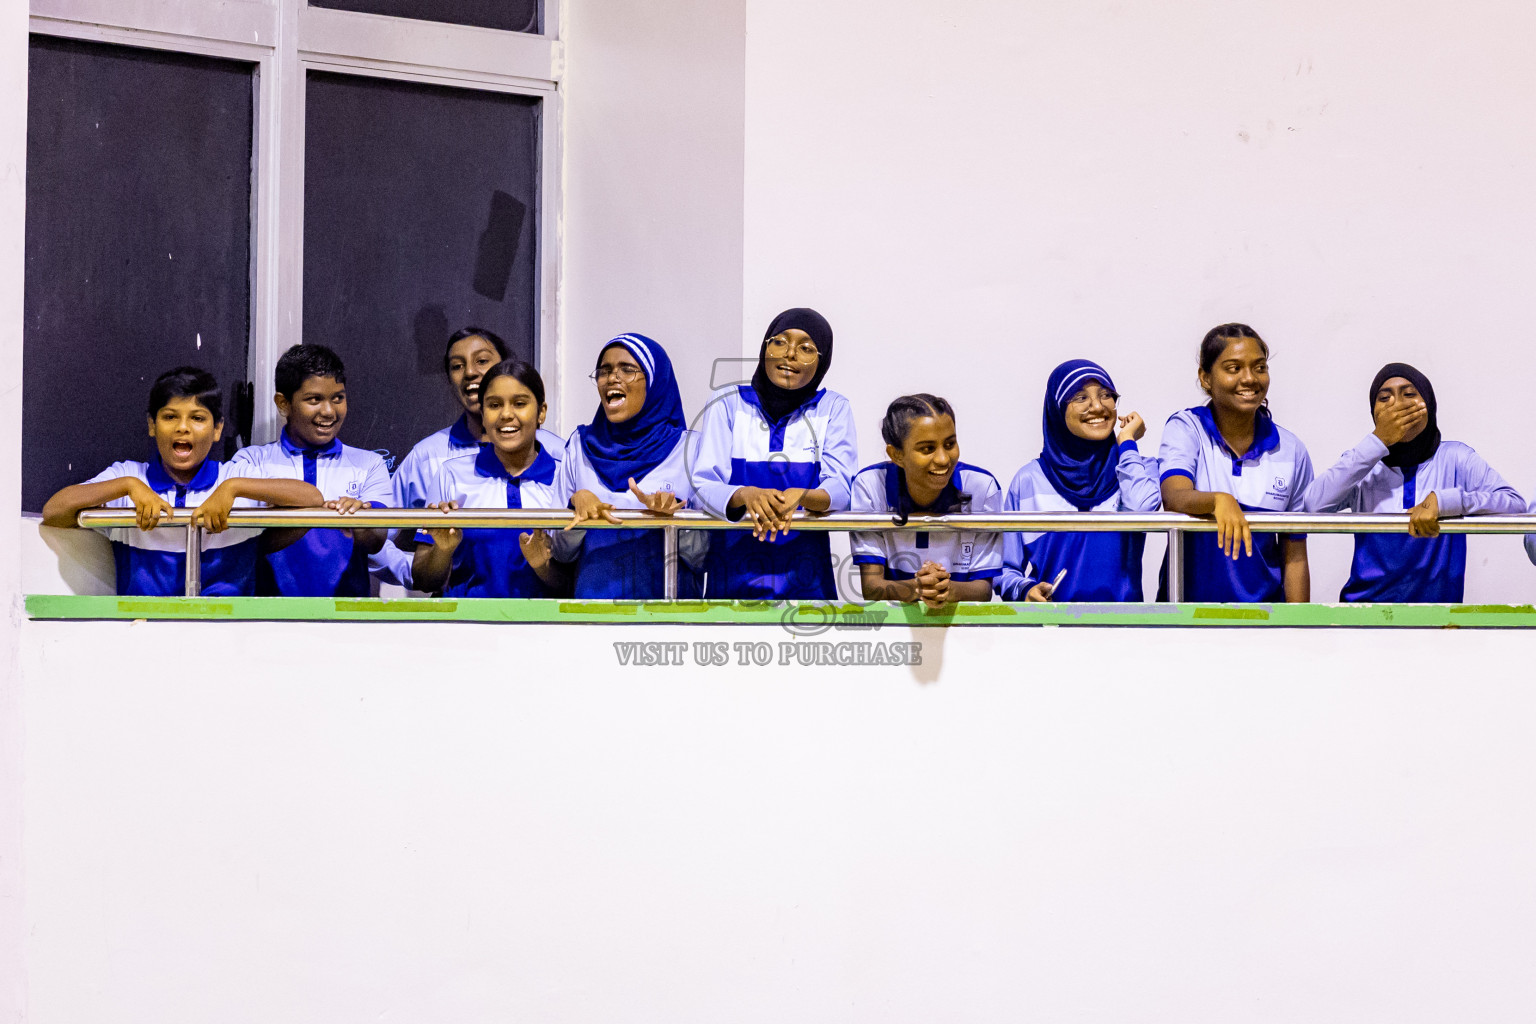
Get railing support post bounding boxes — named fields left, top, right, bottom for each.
left=663, top=526, right=679, bottom=601
left=184, top=522, right=203, bottom=598
left=1165, top=528, right=1184, bottom=603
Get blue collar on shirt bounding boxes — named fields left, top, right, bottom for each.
left=473, top=442, right=557, bottom=485
left=737, top=385, right=826, bottom=452
left=145, top=453, right=220, bottom=493
left=884, top=463, right=966, bottom=524
left=1190, top=404, right=1280, bottom=462
left=279, top=430, right=343, bottom=459
left=448, top=414, right=480, bottom=449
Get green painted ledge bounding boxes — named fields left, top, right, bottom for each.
left=22, top=594, right=1536, bottom=628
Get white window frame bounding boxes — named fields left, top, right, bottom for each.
left=28, top=0, right=564, bottom=445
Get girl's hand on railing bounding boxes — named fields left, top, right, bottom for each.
left=1409, top=491, right=1441, bottom=538
left=1212, top=492, right=1252, bottom=559
left=735, top=486, right=790, bottom=542
left=518, top=528, right=553, bottom=569
left=566, top=489, right=621, bottom=530
left=1116, top=412, right=1146, bottom=444
left=325, top=497, right=367, bottom=515
left=126, top=479, right=174, bottom=532
left=423, top=501, right=463, bottom=550
left=628, top=478, right=684, bottom=517
left=1025, top=581, right=1055, bottom=602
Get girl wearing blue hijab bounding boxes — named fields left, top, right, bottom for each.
left=553, top=333, right=705, bottom=598
left=997, top=359, right=1162, bottom=602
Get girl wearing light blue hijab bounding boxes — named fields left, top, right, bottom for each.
left=997, top=359, right=1162, bottom=602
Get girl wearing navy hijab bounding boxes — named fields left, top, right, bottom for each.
left=998, top=359, right=1161, bottom=602
left=555, top=333, right=705, bottom=599
left=691, top=307, right=859, bottom=599
left=1302, top=362, right=1523, bottom=602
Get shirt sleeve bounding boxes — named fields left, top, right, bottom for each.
left=997, top=467, right=1039, bottom=602
left=1525, top=491, right=1536, bottom=566
left=359, top=453, right=394, bottom=507
left=1285, top=442, right=1315, bottom=513
left=961, top=473, right=1003, bottom=584
left=1157, top=413, right=1202, bottom=485
left=1434, top=444, right=1525, bottom=518
left=1115, top=440, right=1162, bottom=511
left=84, top=461, right=136, bottom=499
left=226, top=446, right=260, bottom=475
left=689, top=392, right=740, bottom=519
left=413, top=464, right=449, bottom=546
left=848, top=469, right=890, bottom=568
left=1300, top=433, right=1384, bottom=513
left=815, top=395, right=859, bottom=512
left=368, top=541, right=414, bottom=590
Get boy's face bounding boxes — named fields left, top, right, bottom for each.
left=147, top=396, right=223, bottom=478
left=276, top=375, right=347, bottom=448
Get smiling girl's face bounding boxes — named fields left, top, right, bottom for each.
left=594, top=344, right=648, bottom=424
left=764, top=328, right=819, bottom=390
left=481, top=373, right=546, bottom=460
left=1063, top=381, right=1118, bottom=441
left=1199, top=337, right=1269, bottom=416
left=447, top=335, right=502, bottom=417
left=888, top=413, right=959, bottom=504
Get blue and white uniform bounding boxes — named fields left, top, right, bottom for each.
left=1303, top=434, right=1523, bottom=602
left=850, top=462, right=1002, bottom=592
left=691, top=386, right=858, bottom=600
left=84, top=456, right=263, bottom=596
left=999, top=442, right=1162, bottom=601
left=1158, top=405, right=1314, bottom=602
left=414, top=442, right=563, bottom=598
left=380, top=414, right=563, bottom=589
left=552, top=432, right=706, bottom=599
left=229, top=432, right=393, bottom=597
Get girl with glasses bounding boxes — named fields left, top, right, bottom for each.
left=691, top=307, right=858, bottom=600
left=998, top=359, right=1161, bottom=602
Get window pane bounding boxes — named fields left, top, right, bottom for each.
left=23, top=36, right=254, bottom=513
left=303, top=72, right=540, bottom=471
left=308, top=0, right=540, bottom=34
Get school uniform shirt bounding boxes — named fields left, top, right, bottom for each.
left=690, top=386, right=858, bottom=600
left=381, top=415, right=564, bottom=589
left=850, top=462, right=1003, bottom=592
left=229, top=432, right=393, bottom=597
left=414, top=442, right=563, bottom=598
left=84, top=456, right=263, bottom=597
left=998, top=441, right=1162, bottom=602
left=553, top=431, right=706, bottom=599
left=1157, top=406, right=1314, bottom=602
left=1302, top=434, right=1523, bottom=602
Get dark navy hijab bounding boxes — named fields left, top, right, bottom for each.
left=1369, top=362, right=1440, bottom=470
left=1039, top=359, right=1122, bottom=511
left=578, top=333, right=687, bottom=492
left=751, top=307, right=834, bottom=424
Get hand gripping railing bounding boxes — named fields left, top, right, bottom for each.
left=76, top=508, right=1536, bottom=600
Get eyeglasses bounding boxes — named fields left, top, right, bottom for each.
left=590, top=364, right=643, bottom=384
left=1066, top=387, right=1120, bottom=407
left=765, top=336, right=820, bottom=362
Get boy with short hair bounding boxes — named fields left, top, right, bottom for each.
left=42, top=366, right=324, bottom=596
left=230, top=343, right=392, bottom=596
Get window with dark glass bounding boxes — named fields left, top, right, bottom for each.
left=302, top=71, right=541, bottom=470
left=308, top=0, right=541, bottom=34
left=23, top=36, right=255, bottom=512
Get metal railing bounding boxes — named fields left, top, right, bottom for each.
left=77, top=508, right=1536, bottom=600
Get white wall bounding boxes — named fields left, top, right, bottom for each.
left=18, top=621, right=1536, bottom=1022
left=1, top=0, right=28, bottom=1017
left=742, top=0, right=1536, bottom=602
left=559, top=0, right=745, bottom=432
